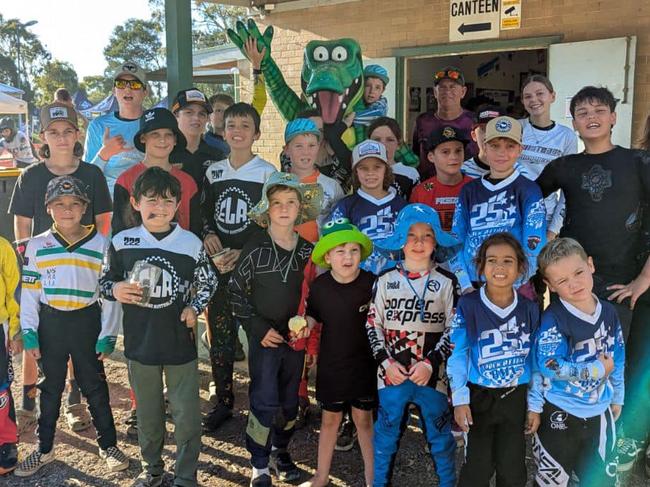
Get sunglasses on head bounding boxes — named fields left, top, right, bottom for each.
left=114, top=79, right=144, bottom=90
left=435, top=69, right=461, bottom=81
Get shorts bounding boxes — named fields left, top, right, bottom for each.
left=320, top=396, right=376, bottom=413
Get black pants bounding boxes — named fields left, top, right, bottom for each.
left=37, top=304, right=117, bottom=453
left=533, top=402, right=617, bottom=487
left=206, top=272, right=236, bottom=409
left=458, top=384, right=528, bottom=487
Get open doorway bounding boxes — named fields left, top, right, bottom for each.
left=405, top=48, right=547, bottom=139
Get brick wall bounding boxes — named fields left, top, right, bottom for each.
left=235, top=0, right=650, bottom=162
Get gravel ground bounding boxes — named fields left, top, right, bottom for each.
left=4, top=335, right=648, bottom=487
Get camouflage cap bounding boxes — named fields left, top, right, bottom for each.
left=45, top=175, right=90, bottom=205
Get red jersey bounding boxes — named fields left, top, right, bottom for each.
left=409, top=175, right=473, bottom=231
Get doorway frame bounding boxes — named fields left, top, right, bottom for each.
left=392, top=35, right=563, bottom=130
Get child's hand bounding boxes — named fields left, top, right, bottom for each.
left=525, top=411, right=541, bottom=434
left=289, top=327, right=310, bottom=342
left=97, top=353, right=111, bottom=361
left=305, top=353, right=317, bottom=369
left=244, top=37, right=266, bottom=70
left=203, top=233, right=223, bottom=256
left=598, top=353, right=614, bottom=376
left=611, top=404, right=622, bottom=421
left=27, top=348, right=41, bottom=360
left=409, top=361, right=433, bottom=386
left=9, top=337, right=23, bottom=354
left=219, top=249, right=242, bottom=273
left=261, top=328, right=285, bottom=348
left=181, top=307, right=197, bottom=328
left=343, top=112, right=355, bottom=128
left=454, top=405, right=473, bottom=433
left=385, top=361, right=409, bottom=386
left=113, top=281, right=143, bottom=304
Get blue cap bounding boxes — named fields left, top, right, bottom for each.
left=284, top=118, right=321, bottom=144
left=364, top=64, right=389, bottom=85
left=374, top=204, right=459, bottom=251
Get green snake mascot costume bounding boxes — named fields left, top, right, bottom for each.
left=227, top=19, right=419, bottom=183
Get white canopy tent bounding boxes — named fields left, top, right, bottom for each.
left=0, top=91, right=30, bottom=136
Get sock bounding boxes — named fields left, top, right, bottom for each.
left=253, top=467, right=270, bottom=478
left=22, top=384, right=37, bottom=411
left=66, top=379, right=81, bottom=406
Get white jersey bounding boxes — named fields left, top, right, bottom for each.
left=0, top=131, right=38, bottom=165
left=517, top=119, right=578, bottom=234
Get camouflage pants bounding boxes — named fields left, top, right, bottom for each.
left=206, top=276, right=237, bottom=410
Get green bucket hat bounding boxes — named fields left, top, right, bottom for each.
left=249, top=172, right=323, bottom=228
left=312, top=218, right=373, bottom=269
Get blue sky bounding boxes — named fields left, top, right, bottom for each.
left=0, top=0, right=153, bottom=79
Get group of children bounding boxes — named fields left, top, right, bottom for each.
left=0, top=60, right=646, bottom=487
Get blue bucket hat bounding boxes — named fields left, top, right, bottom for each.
left=364, top=64, right=389, bottom=86
left=284, top=118, right=321, bottom=144
left=374, top=204, right=459, bottom=251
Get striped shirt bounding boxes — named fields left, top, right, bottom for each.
left=20, top=225, right=119, bottom=354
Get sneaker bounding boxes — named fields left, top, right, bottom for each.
left=0, top=443, right=18, bottom=475
left=202, top=404, right=233, bottom=432
left=617, top=437, right=642, bottom=472
left=16, top=407, right=38, bottom=435
left=235, top=338, right=246, bottom=362
left=208, top=381, right=217, bottom=404
left=14, top=449, right=56, bottom=477
left=100, top=445, right=130, bottom=472
left=131, top=471, right=164, bottom=487
left=125, top=409, right=138, bottom=438
left=65, top=403, right=92, bottom=432
left=250, top=472, right=273, bottom=486
left=334, top=418, right=357, bottom=452
left=200, top=330, right=210, bottom=353
left=269, top=449, right=300, bottom=482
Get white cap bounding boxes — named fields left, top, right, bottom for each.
left=352, top=140, right=388, bottom=168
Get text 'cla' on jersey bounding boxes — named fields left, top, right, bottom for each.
left=203, top=156, right=276, bottom=250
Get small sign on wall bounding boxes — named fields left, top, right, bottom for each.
left=449, top=0, right=500, bottom=42
left=500, top=0, right=522, bottom=30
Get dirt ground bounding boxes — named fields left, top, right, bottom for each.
left=4, top=335, right=648, bottom=487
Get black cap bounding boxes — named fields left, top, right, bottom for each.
left=45, top=175, right=90, bottom=205
left=433, top=66, right=465, bottom=86
left=427, top=126, right=469, bottom=151
left=171, top=88, right=213, bottom=114
left=475, top=105, right=506, bottom=124
left=133, top=108, right=187, bottom=152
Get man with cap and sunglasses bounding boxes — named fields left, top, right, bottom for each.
left=412, top=66, right=478, bottom=180
left=170, top=88, right=226, bottom=191
left=84, top=61, right=148, bottom=197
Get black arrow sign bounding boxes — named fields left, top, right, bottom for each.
left=458, top=22, right=492, bottom=34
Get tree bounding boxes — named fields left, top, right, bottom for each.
left=103, top=19, right=164, bottom=73
left=33, top=60, right=79, bottom=105
left=80, top=75, right=112, bottom=104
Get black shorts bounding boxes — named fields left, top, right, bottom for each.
left=320, top=396, right=377, bottom=413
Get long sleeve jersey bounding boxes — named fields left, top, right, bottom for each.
left=447, top=287, right=541, bottom=409
left=228, top=230, right=314, bottom=345
left=21, top=226, right=119, bottom=354
left=365, top=264, right=457, bottom=394
left=330, top=188, right=408, bottom=275
left=517, top=119, right=578, bottom=235
left=535, top=297, right=625, bottom=419
left=0, top=237, right=19, bottom=340
left=83, top=111, right=143, bottom=198
left=450, top=170, right=547, bottom=291
left=100, top=224, right=216, bottom=365
left=202, top=156, right=277, bottom=248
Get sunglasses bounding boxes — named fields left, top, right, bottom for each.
left=114, top=79, right=144, bottom=90
left=434, top=69, right=462, bottom=81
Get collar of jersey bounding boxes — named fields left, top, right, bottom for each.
left=397, top=263, right=432, bottom=280
left=140, top=222, right=182, bottom=246
left=559, top=294, right=602, bottom=324
left=479, top=285, right=518, bottom=319
left=357, top=186, right=397, bottom=205
left=51, top=224, right=97, bottom=253
left=480, top=168, right=520, bottom=192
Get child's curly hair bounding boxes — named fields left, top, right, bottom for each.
left=474, top=232, right=528, bottom=279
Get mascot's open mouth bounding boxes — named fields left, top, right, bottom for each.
left=304, top=76, right=362, bottom=124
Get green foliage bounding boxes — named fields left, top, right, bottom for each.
left=103, top=18, right=164, bottom=73
left=33, top=60, right=79, bottom=105
left=80, top=75, right=113, bottom=104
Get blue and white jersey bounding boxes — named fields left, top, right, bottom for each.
left=449, top=170, right=546, bottom=291
left=447, top=287, right=540, bottom=407
left=461, top=156, right=490, bottom=180
left=535, top=297, right=625, bottom=419
left=329, top=187, right=407, bottom=275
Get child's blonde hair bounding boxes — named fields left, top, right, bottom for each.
left=537, top=237, right=589, bottom=278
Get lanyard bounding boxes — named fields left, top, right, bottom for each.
left=400, top=265, right=431, bottom=322
left=269, top=233, right=298, bottom=284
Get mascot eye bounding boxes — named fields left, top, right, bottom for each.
left=335, top=218, right=347, bottom=224
left=313, top=46, right=329, bottom=62
left=323, top=220, right=336, bottom=229
left=331, top=46, right=348, bottom=61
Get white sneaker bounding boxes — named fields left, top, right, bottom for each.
left=100, top=445, right=130, bottom=472
left=14, top=449, right=56, bottom=477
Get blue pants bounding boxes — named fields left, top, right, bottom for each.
left=374, top=381, right=455, bottom=487
left=246, top=339, right=304, bottom=469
